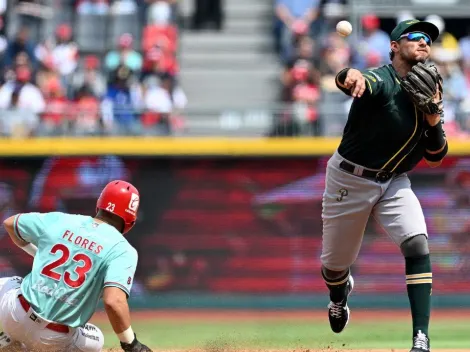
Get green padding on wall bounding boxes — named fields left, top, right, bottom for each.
left=109, top=294, right=470, bottom=310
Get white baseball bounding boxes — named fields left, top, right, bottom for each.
left=336, top=20, right=352, bottom=37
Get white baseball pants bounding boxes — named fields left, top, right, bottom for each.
left=0, top=277, right=104, bottom=352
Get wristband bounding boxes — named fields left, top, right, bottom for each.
left=425, top=141, right=448, bottom=162
left=424, top=120, right=446, bottom=151
left=117, top=326, right=134, bottom=344
left=335, top=68, right=350, bottom=89
left=21, top=243, right=37, bottom=257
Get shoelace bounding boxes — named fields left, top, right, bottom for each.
left=328, top=302, right=345, bottom=319
left=413, top=335, right=429, bottom=349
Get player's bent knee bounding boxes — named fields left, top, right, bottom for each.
left=400, top=234, right=429, bottom=257
left=322, top=266, right=349, bottom=280
left=74, top=324, right=104, bottom=352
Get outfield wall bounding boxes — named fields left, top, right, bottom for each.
left=1, top=137, right=470, bottom=309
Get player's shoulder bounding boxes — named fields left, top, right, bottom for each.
left=23, top=211, right=66, bottom=224
left=48, top=212, right=92, bottom=225
left=362, top=65, right=390, bottom=82
left=108, top=238, right=138, bottom=262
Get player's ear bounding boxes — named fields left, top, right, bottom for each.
left=389, top=41, right=399, bottom=60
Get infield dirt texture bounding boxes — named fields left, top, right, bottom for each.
left=92, top=310, right=470, bottom=352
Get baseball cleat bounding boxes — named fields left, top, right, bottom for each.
left=327, top=275, right=354, bottom=334
left=410, top=330, right=430, bottom=352
left=0, top=332, right=12, bottom=348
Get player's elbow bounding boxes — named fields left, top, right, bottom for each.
left=2, top=216, right=15, bottom=234
left=103, top=287, right=128, bottom=311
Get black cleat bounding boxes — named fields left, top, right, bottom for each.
left=410, top=330, right=430, bottom=352
left=327, top=275, right=354, bottom=333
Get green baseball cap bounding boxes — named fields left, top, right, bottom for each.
left=390, top=19, right=440, bottom=43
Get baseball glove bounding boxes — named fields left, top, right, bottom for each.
left=120, top=334, right=153, bottom=352
left=401, top=62, right=444, bottom=115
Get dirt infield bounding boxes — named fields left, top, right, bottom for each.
left=102, top=349, right=467, bottom=352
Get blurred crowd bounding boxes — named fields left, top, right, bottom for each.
left=0, top=0, right=188, bottom=137
left=273, top=0, right=470, bottom=137
left=2, top=1, right=470, bottom=138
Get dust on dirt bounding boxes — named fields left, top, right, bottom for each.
left=102, top=349, right=467, bottom=352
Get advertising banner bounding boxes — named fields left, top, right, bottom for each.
left=0, top=156, right=468, bottom=297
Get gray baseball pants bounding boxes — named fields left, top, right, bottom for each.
left=321, top=151, right=428, bottom=271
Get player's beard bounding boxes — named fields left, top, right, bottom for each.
left=403, top=49, right=428, bottom=66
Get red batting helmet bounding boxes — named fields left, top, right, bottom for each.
left=96, top=180, right=140, bottom=234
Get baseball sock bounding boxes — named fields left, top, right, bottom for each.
left=405, top=254, right=432, bottom=336
left=322, top=268, right=350, bottom=303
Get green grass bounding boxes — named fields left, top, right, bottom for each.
left=97, top=318, right=470, bottom=350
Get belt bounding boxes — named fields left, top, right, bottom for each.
left=18, top=295, right=70, bottom=334
left=339, top=160, right=393, bottom=183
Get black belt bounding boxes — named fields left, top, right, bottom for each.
left=339, top=160, right=393, bottom=183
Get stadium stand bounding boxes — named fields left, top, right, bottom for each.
left=0, top=0, right=470, bottom=137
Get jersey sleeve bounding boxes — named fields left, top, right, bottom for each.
left=13, top=212, right=55, bottom=245
left=360, top=69, right=385, bottom=97
left=103, top=244, right=138, bottom=297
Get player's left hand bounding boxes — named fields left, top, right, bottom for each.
left=120, top=334, right=153, bottom=352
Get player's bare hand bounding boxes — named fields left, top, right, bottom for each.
left=120, top=334, right=153, bottom=352
left=344, top=69, right=366, bottom=98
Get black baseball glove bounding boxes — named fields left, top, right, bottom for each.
left=401, top=62, right=444, bottom=115
left=120, top=334, right=153, bottom=352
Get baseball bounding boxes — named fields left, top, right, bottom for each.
left=336, top=20, right=352, bottom=37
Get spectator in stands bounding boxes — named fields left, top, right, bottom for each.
left=0, top=17, right=8, bottom=61
left=105, top=33, right=143, bottom=73
left=73, top=85, right=101, bottom=135
left=50, top=24, right=79, bottom=80
left=147, top=0, right=173, bottom=26
left=40, top=77, right=71, bottom=135
left=290, top=59, right=321, bottom=134
left=275, top=0, right=321, bottom=60
left=71, top=54, right=106, bottom=98
left=436, top=62, right=468, bottom=136
left=76, top=0, right=110, bottom=15
left=282, top=35, right=320, bottom=77
left=459, top=25, right=470, bottom=69
left=351, top=14, right=389, bottom=70
left=0, top=84, right=39, bottom=138
left=0, top=66, right=45, bottom=115
left=141, top=46, right=178, bottom=87
left=142, top=71, right=186, bottom=135
left=319, top=32, right=351, bottom=91
left=35, top=55, right=61, bottom=96
left=101, top=65, right=143, bottom=135
left=3, top=27, right=37, bottom=70
left=36, top=24, right=78, bottom=90
left=426, top=15, right=460, bottom=64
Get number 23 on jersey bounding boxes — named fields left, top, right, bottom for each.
left=41, top=244, right=93, bottom=288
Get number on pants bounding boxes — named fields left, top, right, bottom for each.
left=41, top=244, right=93, bottom=288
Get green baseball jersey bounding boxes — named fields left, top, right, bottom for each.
left=337, top=64, right=428, bottom=174
left=13, top=212, right=138, bottom=328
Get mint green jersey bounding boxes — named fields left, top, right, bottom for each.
left=13, top=212, right=138, bottom=328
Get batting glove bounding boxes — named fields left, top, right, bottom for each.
left=120, top=333, right=152, bottom=352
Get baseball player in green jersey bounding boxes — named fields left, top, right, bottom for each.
left=321, top=19, right=448, bottom=352
left=0, top=180, right=152, bottom=352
